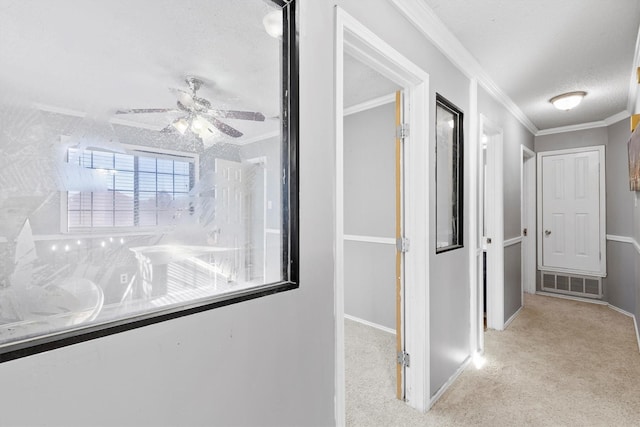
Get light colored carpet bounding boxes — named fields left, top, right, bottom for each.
left=345, top=293, right=640, bottom=426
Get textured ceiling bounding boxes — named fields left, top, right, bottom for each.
left=423, top=0, right=640, bottom=131
left=0, top=0, right=281, bottom=144
left=343, top=53, right=402, bottom=108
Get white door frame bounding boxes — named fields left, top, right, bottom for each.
left=521, top=146, right=536, bottom=295
left=478, top=115, right=504, bottom=332
left=335, top=7, right=430, bottom=422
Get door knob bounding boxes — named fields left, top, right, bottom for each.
left=545, top=230, right=551, bottom=236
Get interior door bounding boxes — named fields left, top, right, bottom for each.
left=540, top=149, right=602, bottom=274
left=214, top=158, right=248, bottom=282
left=395, top=90, right=406, bottom=401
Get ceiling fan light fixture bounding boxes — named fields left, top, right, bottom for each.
left=550, top=91, right=587, bottom=111
left=191, top=116, right=206, bottom=132
left=172, top=118, right=189, bottom=135
left=263, top=10, right=283, bottom=39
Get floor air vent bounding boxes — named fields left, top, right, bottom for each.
left=541, top=271, right=602, bottom=299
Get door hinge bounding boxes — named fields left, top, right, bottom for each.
left=397, top=350, right=411, bottom=367
left=396, top=237, right=410, bottom=253
left=396, top=123, right=409, bottom=139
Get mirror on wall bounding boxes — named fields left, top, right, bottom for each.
left=435, top=94, right=463, bottom=253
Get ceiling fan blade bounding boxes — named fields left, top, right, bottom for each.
left=159, top=125, right=175, bottom=134
left=209, top=117, right=243, bottom=138
left=115, top=108, right=179, bottom=114
left=205, top=109, right=265, bottom=121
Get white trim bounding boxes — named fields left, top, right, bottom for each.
left=608, top=304, right=635, bottom=318
left=335, top=11, right=346, bottom=424
left=235, top=130, right=280, bottom=146
left=35, top=103, right=86, bottom=118
left=503, top=306, right=523, bottom=329
left=343, top=234, right=396, bottom=245
left=606, top=234, right=640, bottom=255
left=481, top=115, right=505, bottom=331
left=537, top=146, right=607, bottom=277
left=535, top=111, right=630, bottom=136
left=390, top=0, right=538, bottom=135
left=521, top=145, right=536, bottom=296
left=469, top=79, right=481, bottom=356
left=628, top=25, right=640, bottom=113
left=429, top=356, right=472, bottom=409
left=335, top=6, right=431, bottom=419
left=109, top=117, right=164, bottom=132
left=605, top=305, right=640, bottom=353
left=539, top=265, right=607, bottom=279
left=503, top=236, right=522, bottom=248
left=343, top=93, right=396, bottom=116
left=536, top=291, right=608, bottom=305
left=344, top=314, right=396, bottom=335
left=635, top=316, right=640, bottom=353
left=538, top=292, right=640, bottom=352
left=265, top=228, right=281, bottom=234
left=607, top=234, right=635, bottom=244
left=605, top=110, right=632, bottom=126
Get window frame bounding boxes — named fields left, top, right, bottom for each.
left=61, top=143, right=200, bottom=233
left=435, top=93, right=464, bottom=254
left=0, top=0, right=299, bottom=363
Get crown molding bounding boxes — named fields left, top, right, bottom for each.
left=535, top=110, right=630, bottom=136
left=390, top=0, right=538, bottom=135
left=343, top=93, right=395, bottom=116
left=627, top=24, right=640, bottom=113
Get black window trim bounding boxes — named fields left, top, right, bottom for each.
left=0, top=0, right=299, bottom=363
left=435, top=92, right=464, bottom=254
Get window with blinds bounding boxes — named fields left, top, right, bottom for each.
left=66, top=148, right=196, bottom=229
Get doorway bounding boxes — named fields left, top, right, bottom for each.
left=521, top=146, right=536, bottom=295
left=537, top=146, right=607, bottom=288
left=335, top=6, right=430, bottom=420
left=477, top=115, right=504, bottom=336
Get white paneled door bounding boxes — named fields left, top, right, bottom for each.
left=539, top=147, right=605, bottom=276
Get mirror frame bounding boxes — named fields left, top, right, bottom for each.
left=0, top=0, right=299, bottom=363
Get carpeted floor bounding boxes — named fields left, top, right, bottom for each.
left=345, top=293, right=640, bottom=426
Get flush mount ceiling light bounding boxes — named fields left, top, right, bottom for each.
left=550, top=91, right=587, bottom=111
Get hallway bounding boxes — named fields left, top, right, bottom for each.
left=346, top=294, right=640, bottom=426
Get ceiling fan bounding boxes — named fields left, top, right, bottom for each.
left=115, top=76, right=265, bottom=138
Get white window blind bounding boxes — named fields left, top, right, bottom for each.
left=67, top=148, right=195, bottom=229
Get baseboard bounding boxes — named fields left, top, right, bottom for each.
left=538, top=291, right=640, bottom=353
left=608, top=304, right=634, bottom=318
left=503, top=306, right=522, bottom=329
left=536, top=291, right=608, bottom=305
left=344, top=314, right=396, bottom=335
left=634, top=316, right=640, bottom=353
left=429, top=355, right=472, bottom=409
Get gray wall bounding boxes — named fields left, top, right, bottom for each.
left=504, top=244, right=522, bottom=319
left=327, top=0, right=473, bottom=397
left=605, top=119, right=636, bottom=314
left=635, top=191, right=640, bottom=321
left=478, top=87, right=535, bottom=323
left=344, top=103, right=396, bottom=330
left=0, top=1, right=336, bottom=425
left=535, top=127, right=608, bottom=152
left=534, top=120, right=637, bottom=315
